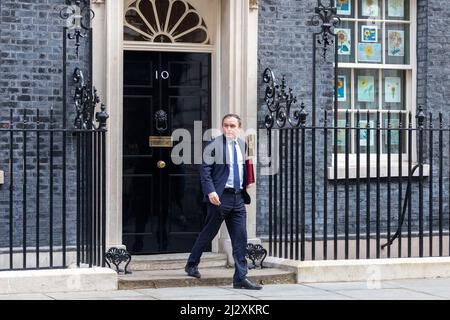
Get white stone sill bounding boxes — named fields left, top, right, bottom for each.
left=328, top=163, right=430, bottom=180
left=0, top=268, right=117, bottom=294
left=265, top=256, right=450, bottom=283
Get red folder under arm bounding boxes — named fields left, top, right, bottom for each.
left=245, top=159, right=255, bottom=185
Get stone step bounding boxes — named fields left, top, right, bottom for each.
left=128, top=252, right=228, bottom=271
left=118, top=267, right=296, bottom=289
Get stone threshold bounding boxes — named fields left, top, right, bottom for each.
left=129, top=252, right=228, bottom=271
left=118, top=267, right=296, bottom=289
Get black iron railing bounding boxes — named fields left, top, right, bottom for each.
left=260, top=0, right=450, bottom=261
left=0, top=108, right=107, bottom=271
left=262, top=69, right=450, bottom=260
left=0, top=0, right=107, bottom=271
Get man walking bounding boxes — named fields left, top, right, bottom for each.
left=185, top=114, right=262, bottom=290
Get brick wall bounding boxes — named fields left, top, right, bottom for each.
left=0, top=0, right=91, bottom=249
left=256, top=0, right=450, bottom=252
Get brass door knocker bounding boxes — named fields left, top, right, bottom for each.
left=155, top=109, right=168, bottom=133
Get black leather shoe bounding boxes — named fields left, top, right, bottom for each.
left=233, top=278, right=263, bottom=290
left=184, top=264, right=201, bottom=278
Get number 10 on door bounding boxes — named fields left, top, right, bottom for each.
left=155, top=70, right=169, bottom=79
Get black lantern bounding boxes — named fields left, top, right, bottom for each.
left=60, top=0, right=95, bottom=57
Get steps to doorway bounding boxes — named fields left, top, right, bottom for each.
left=119, top=253, right=296, bottom=289
left=128, top=252, right=228, bottom=272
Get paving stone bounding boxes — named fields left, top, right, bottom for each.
left=78, top=296, right=158, bottom=300
left=46, top=290, right=145, bottom=300
left=385, top=277, right=450, bottom=289
left=3, top=277, right=450, bottom=300
left=257, top=294, right=353, bottom=300
left=0, top=293, right=53, bottom=300
left=224, top=284, right=329, bottom=297
left=136, top=286, right=236, bottom=298
left=304, top=281, right=399, bottom=291
left=334, top=288, right=443, bottom=300
left=163, top=295, right=258, bottom=300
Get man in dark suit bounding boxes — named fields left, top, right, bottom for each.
left=185, top=114, right=262, bottom=290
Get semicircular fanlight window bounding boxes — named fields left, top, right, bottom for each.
left=124, top=0, right=210, bottom=44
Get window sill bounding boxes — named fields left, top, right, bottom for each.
left=327, top=163, right=430, bottom=180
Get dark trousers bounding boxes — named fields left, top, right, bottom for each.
left=187, top=190, right=248, bottom=283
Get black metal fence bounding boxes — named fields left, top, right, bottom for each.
left=262, top=73, right=450, bottom=260
left=0, top=0, right=109, bottom=271
left=0, top=108, right=107, bottom=271
left=260, top=1, right=450, bottom=261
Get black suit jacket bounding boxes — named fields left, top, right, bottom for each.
left=200, top=135, right=251, bottom=205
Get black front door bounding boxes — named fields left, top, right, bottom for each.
left=123, top=51, right=211, bottom=254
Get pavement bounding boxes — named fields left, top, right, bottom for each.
left=3, top=277, right=450, bottom=300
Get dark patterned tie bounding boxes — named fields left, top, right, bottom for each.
left=233, top=141, right=240, bottom=191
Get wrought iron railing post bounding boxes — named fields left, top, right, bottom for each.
left=428, top=112, right=434, bottom=256
left=299, top=105, right=308, bottom=261
left=310, top=2, right=340, bottom=261
left=262, top=68, right=308, bottom=261
left=310, top=0, right=340, bottom=121
left=61, top=0, right=111, bottom=268
left=416, top=105, right=426, bottom=257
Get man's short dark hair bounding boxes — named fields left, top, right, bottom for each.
left=222, top=114, right=242, bottom=127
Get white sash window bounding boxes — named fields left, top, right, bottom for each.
left=335, top=0, right=416, bottom=157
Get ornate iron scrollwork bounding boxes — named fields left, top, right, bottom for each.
left=310, top=0, right=341, bottom=60
left=105, top=247, right=132, bottom=274
left=73, top=68, right=108, bottom=130
left=263, top=68, right=308, bottom=130
left=246, top=243, right=267, bottom=269
left=60, top=0, right=95, bottom=57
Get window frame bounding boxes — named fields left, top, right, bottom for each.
left=331, top=0, right=418, bottom=174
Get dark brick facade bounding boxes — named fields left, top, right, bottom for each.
left=0, top=0, right=90, bottom=249
left=256, top=0, right=450, bottom=246
left=1, top=0, right=450, bottom=258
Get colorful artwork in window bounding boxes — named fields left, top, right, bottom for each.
left=361, top=25, right=378, bottom=43
left=362, top=0, right=379, bottom=16
left=337, top=119, right=347, bottom=147
left=337, top=0, right=351, bottom=15
left=358, top=43, right=382, bottom=62
left=385, top=77, right=401, bottom=103
left=384, top=118, right=400, bottom=146
left=336, top=28, right=351, bottom=55
left=358, top=76, right=375, bottom=102
left=388, top=30, right=405, bottom=57
left=338, top=75, right=347, bottom=101
left=359, top=120, right=376, bottom=147
left=388, top=0, right=404, bottom=18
